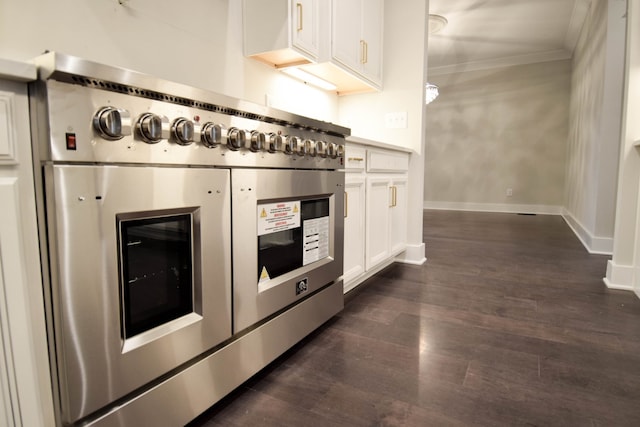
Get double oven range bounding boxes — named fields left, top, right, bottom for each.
left=29, top=53, right=347, bottom=426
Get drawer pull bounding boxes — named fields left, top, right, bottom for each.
left=348, top=157, right=364, bottom=162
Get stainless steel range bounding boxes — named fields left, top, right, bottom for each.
left=29, top=52, right=347, bottom=426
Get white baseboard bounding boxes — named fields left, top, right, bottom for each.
left=395, top=243, right=426, bottom=265
left=423, top=201, right=563, bottom=215
left=604, top=260, right=635, bottom=291
left=561, top=211, right=614, bottom=255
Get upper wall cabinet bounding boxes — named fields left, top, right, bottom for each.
left=331, top=0, right=383, bottom=89
left=243, top=0, right=384, bottom=95
left=243, top=0, right=322, bottom=67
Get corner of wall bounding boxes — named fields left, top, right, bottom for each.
left=562, top=209, right=614, bottom=254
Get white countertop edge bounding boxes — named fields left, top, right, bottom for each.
left=346, top=135, right=414, bottom=154
left=0, top=58, right=37, bottom=82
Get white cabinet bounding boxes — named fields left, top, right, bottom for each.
left=243, top=0, right=322, bottom=67
left=388, top=176, right=408, bottom=255
left=243, top=0, right=384, bottom=94
left=365, top=174, right=407, bottom=270
left=332, top=0, right=383, bottom=88
left=343, top=140, right=410, bottom=292
left=0, top=67, right=54, bottom=426
left=343, top=175, right=366, bottom=285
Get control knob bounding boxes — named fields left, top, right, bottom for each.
left=316, top=140, right=327, bottom=158
left=136, top=113, right=163, bottom=144
left=172, top=118, right=194, bottom=145
left=227, top=128, right=246, bottom=151
left=201, top=122, right=222, bottom=148
left=93, top=107, right=130, bottom=140
left=283, top=136, right=297, bottom=155
left=250, top=131, right=266, bottom=152
left=306, top=140, right=317, bottom=157
left=327, top=142, right=337, bottom=159
left=267, top=133, right=282, bottom=153
left=296, top=139, right=308, bottom=156
left=337, top=144, right=345, bottom=158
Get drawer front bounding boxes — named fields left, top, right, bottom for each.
left=345, top=146, right=366, bottom=170
left=367, top=150, right=409, bottom=172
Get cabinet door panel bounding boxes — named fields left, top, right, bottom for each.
left=344, top=176, right=366, bottom=285
left=361, top=0, right=383, bottom=84
left=366, top=176, right=391, bottom=269
left=292, top=0, right=320, bottom=58
left=332, top=0, right=362, bottom=72
left=389, top=177, right=408, bottom=255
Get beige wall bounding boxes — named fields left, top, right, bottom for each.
left=424, top=60, right=571, bottom=212
left=565, top=0, right=626, bottom=253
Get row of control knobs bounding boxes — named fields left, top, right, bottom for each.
left=93, top=106, right=344, bottom=158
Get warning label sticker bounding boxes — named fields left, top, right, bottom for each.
left=257, top=201, right=300, bottom=236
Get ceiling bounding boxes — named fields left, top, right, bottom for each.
left=427, top=0, right=591, bottom=76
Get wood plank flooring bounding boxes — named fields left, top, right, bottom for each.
left=188, top=210, right=640, bottom=426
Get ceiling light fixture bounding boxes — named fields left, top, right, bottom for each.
left=425, top=83, right=439, bottom=104
left=281, top=68, right=337, bottom=91
left=428, top=14, right=448, bottom=34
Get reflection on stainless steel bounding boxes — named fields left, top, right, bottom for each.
left=29, top=52, right=347, bottom=426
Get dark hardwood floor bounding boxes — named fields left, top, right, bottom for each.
left=189, top=210, right=640, bottom=426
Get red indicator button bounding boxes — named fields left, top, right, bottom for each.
left=66, top=133, right=77, bottom=150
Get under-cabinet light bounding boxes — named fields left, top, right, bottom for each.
left=281, top=67, right=338, bottom=91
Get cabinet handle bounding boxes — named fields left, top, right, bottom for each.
left=389, top=186, right=394, bottom=208
left=348, top=157, right=364, bottom=162
left=360, top=40, right=366, bottom=64
left=364, top=40, right=368, bottom=64
left=296, top=3, right=303, bottom=31
left=389, top=186, right=397, bottom=208
left=344, top=192, right=348, bottom=218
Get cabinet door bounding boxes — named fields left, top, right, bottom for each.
left=389, top=176, right=408, bottom=255
left=331, top=0, right=362, bottom=73
left=344, top=175, right=366, bottom=287
left=291, top=0, right=320, bottom=58
left=366, top=176, right=391, bottom=270
left=361, top=0, right=383, bottom=85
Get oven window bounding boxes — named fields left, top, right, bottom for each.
left=258, top=198, right=329, bottom=282
left=119, top=214, right=193, bottom=338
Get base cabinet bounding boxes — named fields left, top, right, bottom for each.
left=365, top=175, right=408, bottom=270
left=343, top=140, right=409, bottom=292
left=344, top=175, right=366, bottom=284
left=0, top=72, right=54, bottom=426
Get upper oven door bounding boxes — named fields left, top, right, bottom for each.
left=231, top=169, right=344, bottom=333
left=45, top=164, right=231, bottom=423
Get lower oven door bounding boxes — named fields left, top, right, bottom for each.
left=231, top=169, right=344, bottom=333
left=44, top=165, right=232, bottom=424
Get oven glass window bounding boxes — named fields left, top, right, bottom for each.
left=258, top=198, right=329, bottom=282
left=119, top=214, right=193, bottom=338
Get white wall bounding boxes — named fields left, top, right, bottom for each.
left=423, top=60, right=571, bottom=214
left=564, top=0, right=626, bottom=254
left=606, top=0, right=640, bottom=292
left=0, top=0, right=339, bottom=123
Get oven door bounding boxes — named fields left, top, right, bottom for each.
left=231, top=169, right=344, bottom=333
left=45, top=165, right=231, bottom=424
